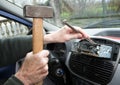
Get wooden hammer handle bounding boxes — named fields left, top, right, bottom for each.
left=33, top=18, right=43, bottom=53
left=33, top=18, right=43, bottom=85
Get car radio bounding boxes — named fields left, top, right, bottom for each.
left=73, top=39, right=113, bottom=59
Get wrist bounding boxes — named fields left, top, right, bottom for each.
left=15, top=71, right=31, bottom=85
left=44, top=32, right=58, bottom=44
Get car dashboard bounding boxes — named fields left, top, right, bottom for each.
left=47, top=36, right=120, bottom=85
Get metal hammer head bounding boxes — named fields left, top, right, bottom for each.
left=24, top=5, right=53, bottom=18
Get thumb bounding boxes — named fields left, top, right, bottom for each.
left=38, top=50, right=50, bottom=58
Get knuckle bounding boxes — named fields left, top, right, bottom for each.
left=35, top=53, right=40, bottom=58
left=26, top=52, right=31, bottom=57
left=34, top=55, right=39, bottom=60
left=40, top=58, right=48, bottom=65
left=44, top=65, right=48, bottom=71
left=40, top=61, right=46, bottom=66
left=41, top=65, right=48, bottom=73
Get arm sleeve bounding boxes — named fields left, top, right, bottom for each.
left=4, top=75, right=24, bottom=85
left=0, top=35, right=32, bottom=67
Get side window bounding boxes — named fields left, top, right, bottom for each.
left=0, top=16, right=29, bottom=38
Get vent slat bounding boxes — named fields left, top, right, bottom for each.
left=69, top=54, right=115, bottom=84
left=71, top=59, right=113, bottom=73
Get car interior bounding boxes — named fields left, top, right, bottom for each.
left=0, top=0, right=120, bottom=85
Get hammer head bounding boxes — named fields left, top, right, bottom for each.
left=24, top=5, right=53, bottom=18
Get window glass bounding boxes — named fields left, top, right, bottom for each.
left=60, top=0, right=120, bottom=28
left=0, top=16, right=29, bottom=38
left=6, top=0, right=120, bottom=28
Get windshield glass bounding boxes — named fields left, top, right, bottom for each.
left=7, top=0, right=120, bottom=28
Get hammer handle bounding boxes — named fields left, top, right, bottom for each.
left=33, top=18, right=43, bottom=53
left=33, top=18, right=43, bottom=85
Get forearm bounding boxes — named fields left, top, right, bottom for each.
left=0, top=34, right=53, bottom=67
left=44, top=32, right=59, bottom=44
left=0, top=32, right=60, bottom=67
left=0, top=35, right=32, bottom=67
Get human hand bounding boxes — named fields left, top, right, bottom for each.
left=15, top=50, right=49, bottom=85
left=52, top=25, right=89, bottom=43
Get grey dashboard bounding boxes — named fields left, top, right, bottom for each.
left=47, top=36, right=120, bottom=85
left=84, top=28, right=120, bottom=37
left=66, top=36, right=120, bottom=85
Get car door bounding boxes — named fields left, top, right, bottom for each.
left=0, top=8, right=32, bottom=83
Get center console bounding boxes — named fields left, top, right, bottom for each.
left=66, top=38, right=120, bottom=85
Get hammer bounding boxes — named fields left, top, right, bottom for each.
left=24, top=5, right=53, bottom=85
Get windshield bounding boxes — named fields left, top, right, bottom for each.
left=7, top=0, right=120, bottom=28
